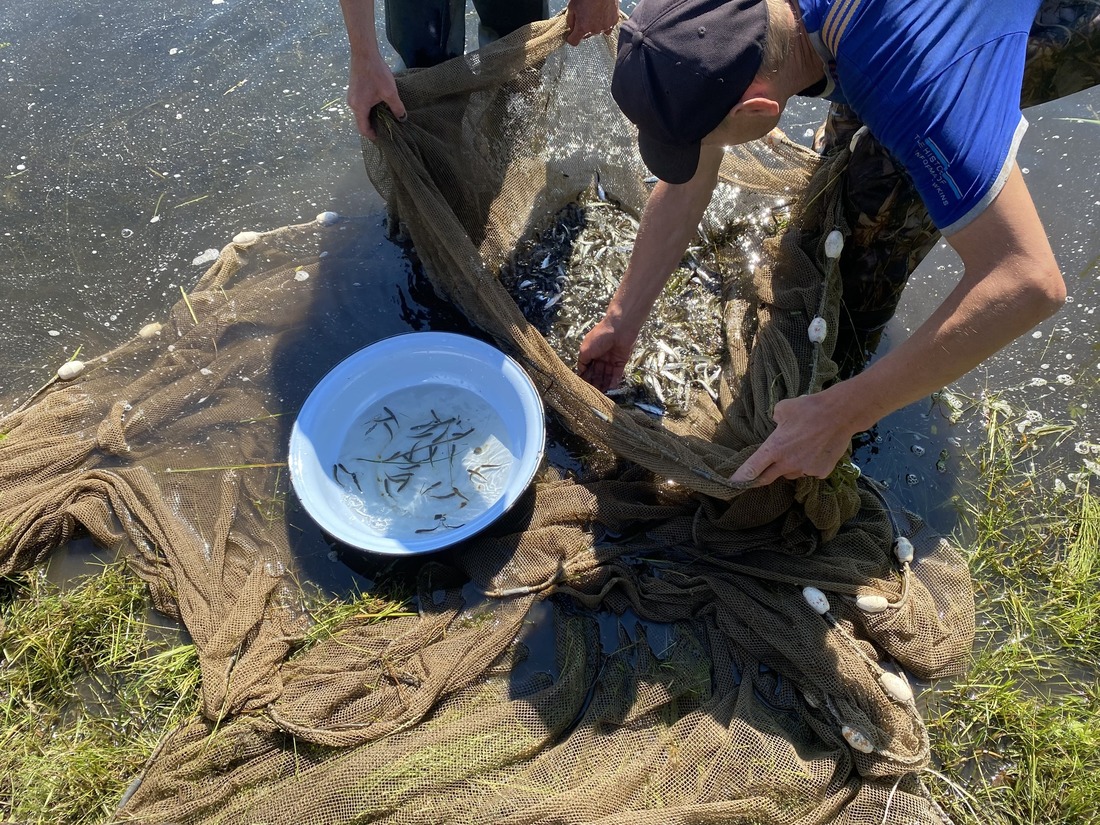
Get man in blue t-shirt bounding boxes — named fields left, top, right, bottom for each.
left=579, top=0, right=1070, bottom=487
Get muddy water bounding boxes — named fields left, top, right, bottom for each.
left=2, top=2, right=1098, bottom=587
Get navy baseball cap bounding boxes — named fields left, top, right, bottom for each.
left=611, top=0, right=769, bottom=184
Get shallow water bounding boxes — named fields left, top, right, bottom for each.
left=2, top=0, right=1098, bottom=576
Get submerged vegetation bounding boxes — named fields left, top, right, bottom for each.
left=0, top=562, right=200, bottom=823
left=923, top=387, right=1100, bottom=825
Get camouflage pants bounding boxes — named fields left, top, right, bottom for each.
left=819, top=0, right=1100, bottom=375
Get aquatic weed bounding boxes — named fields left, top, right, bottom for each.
left=0, top=563, right=200, bottom=824
left=924, top=392, right=1100, bottom=825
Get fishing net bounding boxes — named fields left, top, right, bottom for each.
left=5, top=7, right=1095, bottom=823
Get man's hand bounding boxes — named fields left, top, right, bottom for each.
left=729, top=390, right=861, bottom=485
left=565, top=0, right=619, bottom=46
left=339, top=0, right=406, bottom=140
left=347, top=50, right=406, bottom=140
left=578, top=317, right=635, bottom=391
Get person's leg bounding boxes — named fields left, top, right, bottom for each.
left=824, top=0, right=1100, bottom=378
left=385, top=0, right=466, bottom=68
left=472, top=0, right=549, bottom=47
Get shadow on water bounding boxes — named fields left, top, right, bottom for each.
left=265, top=214, right=437, bottom=597
left=850, top=324, right=970, bottom=540
left=265, top=192, right=683, bottom=705
left=269, top=213, right=560, bottom=598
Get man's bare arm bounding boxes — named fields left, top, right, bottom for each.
left=339, top=0, right=406, bottom=139
left=731, top=163, right=1066, bottom=485
left=578, top=145, right=723, bottom=389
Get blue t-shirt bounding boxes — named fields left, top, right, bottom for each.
left=799, top=0, right=1041, bottom=235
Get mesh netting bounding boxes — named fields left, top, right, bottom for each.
left=0, top=15, right=978, bottom=825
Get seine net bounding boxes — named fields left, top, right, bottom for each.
left=0, top=14, right=1014, bottom=825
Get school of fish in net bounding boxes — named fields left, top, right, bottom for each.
left=501, top=181, right=779, bottom=417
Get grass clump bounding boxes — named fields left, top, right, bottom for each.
left=296, top=584, right=417, bottom=650
left=0, top=554, right=417, bottom=825
left=924, top=391, right=1100, bottom=825
left=0, top=562, right=201, bottom=825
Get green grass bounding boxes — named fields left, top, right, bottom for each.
left=0, top=563, right=201, bottom=824
left=0, top=562, right=415, bottom=824
left=923, top=390, right=1100, bottom=825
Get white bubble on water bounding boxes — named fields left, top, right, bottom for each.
left=150, top=215, right=161, bottom=223
left=1032, top=330, right=1043, bottom=338
left=48, top=329, right=60, bottom=336
left=121, top=228, right=133, bottom=238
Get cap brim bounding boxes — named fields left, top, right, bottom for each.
left=637, top=131, right=701, bottom=185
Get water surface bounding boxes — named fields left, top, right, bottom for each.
left=3, top=0, right=1098, bottom=572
